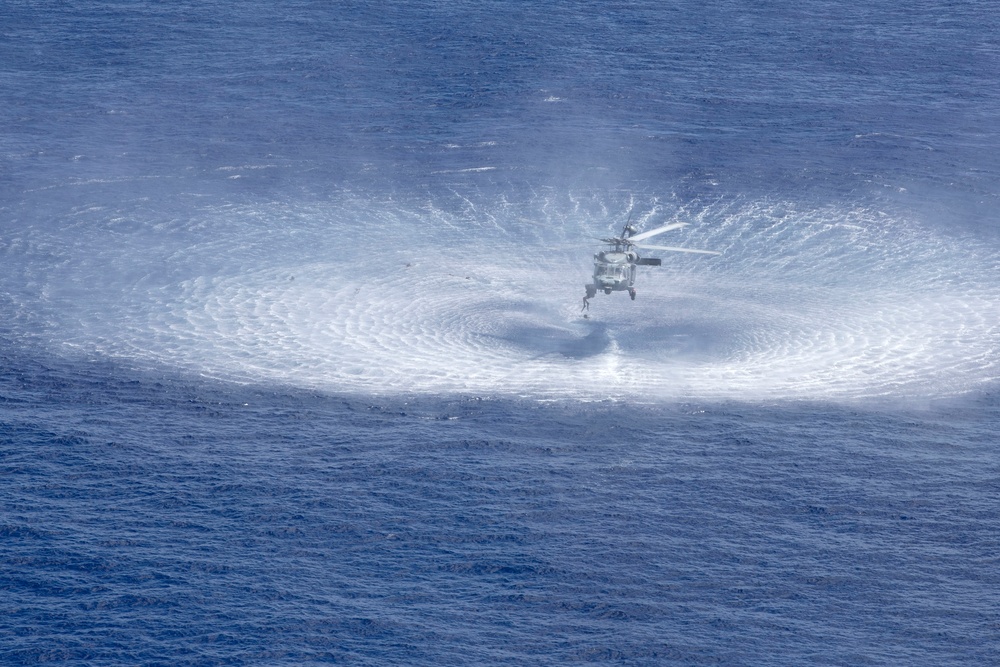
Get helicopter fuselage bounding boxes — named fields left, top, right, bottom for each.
left=591, top=250, right=637, bottom=294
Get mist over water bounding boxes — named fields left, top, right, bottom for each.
left=6, top=185, right=999, bottom=402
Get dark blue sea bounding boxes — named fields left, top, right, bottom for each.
left=2, top=1, right=999, bottom=664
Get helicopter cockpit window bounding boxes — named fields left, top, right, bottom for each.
left=600, top=265, right=626, bottom=279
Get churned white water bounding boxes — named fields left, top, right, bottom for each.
left=32, top=193, right=997, bottom=401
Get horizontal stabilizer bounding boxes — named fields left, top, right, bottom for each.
left=636, top=257, right=661, bottom=266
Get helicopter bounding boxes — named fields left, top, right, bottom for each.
left=583, top=217, right=720, bottom=310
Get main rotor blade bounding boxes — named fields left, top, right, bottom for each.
left=628, top=221, right=688, bottom=242
left=635, top=243, right=721, bottom=256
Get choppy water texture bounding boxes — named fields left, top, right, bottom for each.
left=2, top=1, right=1000, bottom=664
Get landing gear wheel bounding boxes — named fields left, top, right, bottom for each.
left=629, top=288, right=636, bottom=300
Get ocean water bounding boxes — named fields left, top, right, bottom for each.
left=2, top=1, right=999, bottom=664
